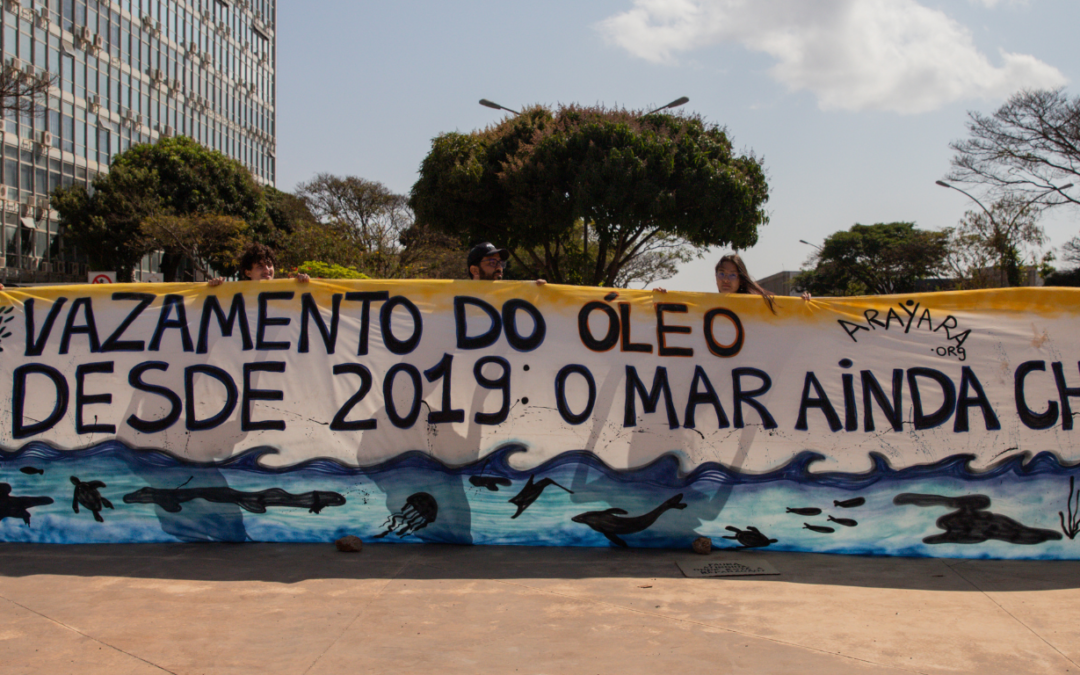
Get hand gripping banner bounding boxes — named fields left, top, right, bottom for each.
left=0, top=280, right=1078, bottom=557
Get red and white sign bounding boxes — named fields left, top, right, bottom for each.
left=88, top=271, right=116, bottom=284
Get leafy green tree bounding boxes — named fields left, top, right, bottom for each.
left=409, top=104, right=769, bottom=286
left=297, top=261, right=369, bottom=279
left=53, top=136, right=267, bottom=281
left=264, top=186, right=317, bottom=238
left=140, top=214, right=249, bottom=278
left=273, top=220, right=365, bottom=273
left=795, top=223, right=949, bottom=296
left=50, top=163, right=161, bottom=281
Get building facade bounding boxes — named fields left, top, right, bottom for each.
left=1, top=0, right=275, bottom=284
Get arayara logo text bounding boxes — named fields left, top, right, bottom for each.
left=838, top=298, right=971, bottom=361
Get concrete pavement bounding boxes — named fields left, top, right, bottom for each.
left=1, top=542, right=1078, bottom=674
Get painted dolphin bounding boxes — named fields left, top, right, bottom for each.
left=571, top=494, right=687, bottom=547
left=508, top=475, right=573, bottom=519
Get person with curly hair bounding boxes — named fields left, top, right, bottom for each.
left=208, top=243, right=309, bottom=285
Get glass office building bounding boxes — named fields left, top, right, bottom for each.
left=0, top=0, right=276, bottom=283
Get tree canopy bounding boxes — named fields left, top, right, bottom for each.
left=795, top=222, right=949, bottom=296
left=409, top=104, right=769, bottom=286
left=947, top=89, right=1079, bottom=211
left=53, top=136, right=268, bottom=281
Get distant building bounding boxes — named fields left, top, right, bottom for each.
left=756, top=270, right=801, bottom=296
left=760, top=266, right=1045, bottom=297
left=1, top=0, right=276, bottom=284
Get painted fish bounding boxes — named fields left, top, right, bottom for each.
left=469, top=476, right=513, bottom=492
left=803, top=523, right=835, bottom=534
left=19, top=467, right=44, bottom=475
left=786, top=507, right=822, bottom=516
left=827, top=515, right=858, bottom=527
left=833, top=497, right=866, bottom=508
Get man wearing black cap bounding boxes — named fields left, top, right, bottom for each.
left=467, top=242, right=546, bottom=284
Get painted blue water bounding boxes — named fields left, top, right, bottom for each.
left=1, top=441, right=1077, bottom=559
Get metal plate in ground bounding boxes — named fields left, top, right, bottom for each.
left=676, top=558, right=780, bottom=578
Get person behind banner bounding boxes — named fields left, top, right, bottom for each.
left=207, top=243, right=310, bottom=286
left=467, top=242, right=546, bottom=285
left=655, top=252, right=809, bottom=307
left=712, top=253, right=778, bottom=312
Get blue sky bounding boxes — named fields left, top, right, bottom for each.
left=275, top=0, right=1080, bottom=290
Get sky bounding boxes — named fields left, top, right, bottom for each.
left=274, top=0, right=1080, bottom=291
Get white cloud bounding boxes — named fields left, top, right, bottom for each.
left=596, top=0, right=1065, bottom=114
left=969, top=0, right=1029, bottom=7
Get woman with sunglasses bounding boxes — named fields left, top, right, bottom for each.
left=714, top=253, right=779, bottom=313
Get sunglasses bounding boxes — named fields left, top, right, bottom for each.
left=716, top=272, right=739, bottom=282
left=481, top=258, right=506, bottom=269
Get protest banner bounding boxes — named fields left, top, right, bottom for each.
left=0, top=281, right=1077, bottom=557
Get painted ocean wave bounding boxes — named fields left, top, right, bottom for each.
left=1, top=441, right=1078, bottom=558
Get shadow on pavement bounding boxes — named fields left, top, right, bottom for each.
left=2, top=542, right=1079, bottom=593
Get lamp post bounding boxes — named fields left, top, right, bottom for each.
left=935, top=180, right=1073, bottom=286
left=798, top=239, right=822, bottom=252
left=478, top=99, right=520, bottom=115
left=645, top=96, right=689, bottom=115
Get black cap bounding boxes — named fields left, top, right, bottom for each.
left=467, top=242, right=509, bottom=271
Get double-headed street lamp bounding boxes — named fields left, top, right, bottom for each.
left=479, top=96, right=689, bottom=117
left=935, top=180, right=1074, bottom=286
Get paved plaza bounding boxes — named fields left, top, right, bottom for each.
left=1, top=542, right=1078, bottom=674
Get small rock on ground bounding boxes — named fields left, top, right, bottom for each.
left=335, top=535, right=363, bottom=552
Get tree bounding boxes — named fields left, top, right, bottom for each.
left=273, top=220, right=365, bottom=274
left=264, top=186, right=317, bottom=238
left=140, top=214, right=249, bottom=277
left=398, top=221, right=467, bottom=280
left=50, top=163, right=160, bottom=281
left=296, top=174, right=414, bottom=277
left=0, top=64, right=55, bottom=116
left=409, top=104, right=769, bottom=287
left=53, top=136, right=268, bottom=281
left=943, top=196, right=1047, bottom=288
left=947, top=89, right=1079, bottom=210
left=795, top=223, right=949, bottom=296
left=1040, top=232, right=1080, bottom=286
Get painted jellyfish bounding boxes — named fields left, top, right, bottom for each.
left=374, top=492, right=438, bottom=539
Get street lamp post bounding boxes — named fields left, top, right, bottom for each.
left=936, top=180, right=1073, bottom=287
left=798, top=239, right=822, bottom=252
left=478, top=99, right=520, bottom=115
left=645, top=96, right=689, bottom=115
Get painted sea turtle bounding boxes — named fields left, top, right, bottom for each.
left=722, top=525, right=778, bottom=550
left=71, top=476, right=113, bottom=522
